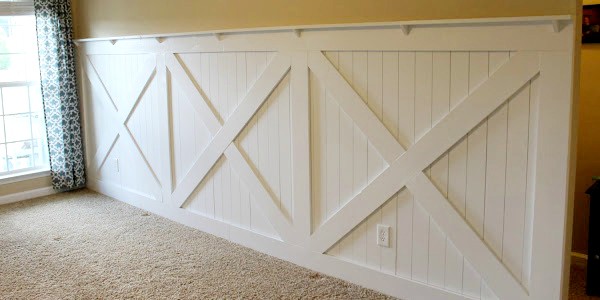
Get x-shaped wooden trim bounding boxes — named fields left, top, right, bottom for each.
left=306, top=51, right=540, bottom=300
left=166, top=53, right=299, bottom=243
left=83, top=55, right=162, bottom=201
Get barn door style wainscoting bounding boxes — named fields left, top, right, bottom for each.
left=77, top=17, right=575, bottom=300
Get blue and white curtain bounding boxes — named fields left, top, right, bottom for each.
left=34, top=0, right=85, bottom=191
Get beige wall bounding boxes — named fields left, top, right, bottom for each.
left=70, top=0, right=574, bottom=39
left=570, top=0, right=598, bottom=255
left=573, top=45, right=600, bottom=254
left=0, top=176, right=52, bottom=197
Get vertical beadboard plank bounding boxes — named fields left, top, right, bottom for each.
left=252, top=52, right=274, bottom=235
left=463, top=258, right=481, bottom=299
left=245, top=52, right=260, bottom=231
left=367, top=51, right=385, bottom=182
left=445, top=239, right=464, bottom=293
left=448, top=52, right=469, bottom=217
left=222, top=158, right=232, bottom=222
left=431, top=52, right=451, bottom=126
left=397, top=51, right=416, bottom=149
left=428, top=52, right=450, bottom=289
left=430, top=51, right=450, bottom=194
left=209, top=52, right=221, bottom=121
left=268, top=74, right=281, bottom=210
left=352, top=51, right=368, bottom=264
left=466, top=51, right=489, bottom=237
left=230, top=165, right=241, bottom=226
left=171, top=80, right=183, bottom=184
left=239, top=179, right=251, bottom=229
left=237, top=52, right=251, bottom=229
left=382, top=52, right=399, bottom=141
left=361, top=51, right=385, bottom=266
left=381, top=197, right=397, bottom=274
left=366, top=51, right=383, bottom=269
left=396, top=188, right=413, bottom=278
left=205, top=167, right=215, bottom=218
left=290, top=51, right=311, bottom=237
left=310, top=60, right=326, bottom=232
left=224, top=53, right=238, bottom=224
left=218, top=53, right=229, bottom=121
left=463, top=51, right=488, bottom=298
left=380, top=51, right=399, bottom=274
left=338, top=51, right=355, bottom=204
left=502, top=82, right=530, bottom=280
left=428, top=219, right=446, bottom=288
left=412, top=51, right=433, bottom=284
left=337, top=51, right=355, bottom=259
left=414, top=52, right=432, bottom=142
left=208, top=53, right=221, bottom=220
left=484, top=52, right=510, bottom=258
left=522, top=75, right=540, bottom=289
left=213, top=159, right=223, bottom=220
left=396, top=52, right=415, bottom=279
left=159, top=53, right=172, bottom=203
left=412, top=200, right=430, bottom=283
left=279, top=75, right=292, bottom=218
left=325, top=51, right=340, bottom=221
left=226, top=52, right=238, bottom=117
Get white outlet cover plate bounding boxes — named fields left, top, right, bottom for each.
left=377, top=224, right=391, bottom=247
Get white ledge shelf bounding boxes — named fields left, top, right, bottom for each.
left=74, top=15, right=572, bottom=43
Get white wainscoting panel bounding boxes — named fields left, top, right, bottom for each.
left=78, top=19, right=575, bottom=300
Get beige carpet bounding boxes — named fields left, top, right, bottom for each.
left=0, top=189, right=392, bottom=299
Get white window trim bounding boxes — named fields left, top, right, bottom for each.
left=0, top=1, right=34, bottom=17
left=0, top=167, right=49, bottom=185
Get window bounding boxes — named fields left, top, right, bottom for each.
left=0, top=2, right=48, bottom=177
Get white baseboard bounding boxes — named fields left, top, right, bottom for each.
left=0, top=186, right=56, bottom=206
left=88, top=179, right=465, bottom=300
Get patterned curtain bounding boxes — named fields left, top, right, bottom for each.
left=34, top=0, right=85, bottom=191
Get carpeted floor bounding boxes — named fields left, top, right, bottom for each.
left=0, top=189, right=392, bottom=299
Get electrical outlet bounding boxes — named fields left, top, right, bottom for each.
left=377, top=224, right=390, bottom=247
left=113, top=158, right=120, bottom=173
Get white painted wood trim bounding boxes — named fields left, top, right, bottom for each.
left=157, top=53, right=172, bottom=202
left=171, top=53, right=291, bottom=207
left=0, top=186, right=56, bottom=206
left=309, top=52, right=540, bottom=254
left=529, top=52, right=574, bottom=300
left=74, top=15, right=571, bottom=43
left=307, top=51, right=403, bottom=162
left=0, top=169, right=50, bottom=185
left=78, top=23, right=575, bottom=299
left=407, top=174, right=527, bottom=300
left=165, top=53, right=222, bottom=133
left=290, top=51, right=312, bottom=237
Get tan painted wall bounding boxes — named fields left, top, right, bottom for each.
left=70, top=0, right=574, bottom=39
left=573, top=46, right=600, bottom=254
left=570, top=0, right=599, bottom=255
